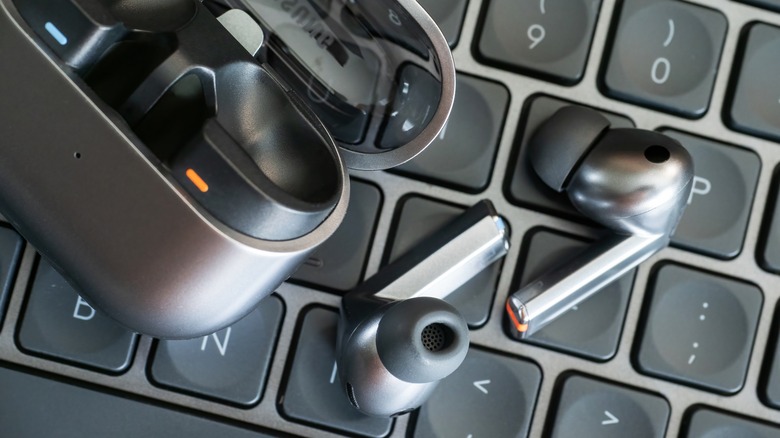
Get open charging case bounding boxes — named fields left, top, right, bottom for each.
left=0, top=0, right=455, bottom=338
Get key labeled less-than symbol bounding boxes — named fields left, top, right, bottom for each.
left=473, top=379, right=491, bottom=395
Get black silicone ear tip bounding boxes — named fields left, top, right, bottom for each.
left=375, top=297, right=468, bottom=384
left=528, top=105, right=611, bottom=192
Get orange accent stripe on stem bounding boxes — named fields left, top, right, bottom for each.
left=505, top=301, right=528, bottom=333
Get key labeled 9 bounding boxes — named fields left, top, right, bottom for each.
left=477, top=0, right=601, bottom=73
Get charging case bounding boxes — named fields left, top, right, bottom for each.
left=0, top=0, right=454, bottom=338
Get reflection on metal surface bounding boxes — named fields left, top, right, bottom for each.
left=234, top=0, right=455, bottom=169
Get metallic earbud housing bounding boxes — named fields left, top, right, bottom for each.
left=337, top=200, right=509, bottom=417
left=507, top=106, right=694, bottom=337
left=339, top=297, right=468, bottom=417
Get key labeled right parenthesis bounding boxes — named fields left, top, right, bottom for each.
left=603, top=0, right=727, bottom=116
left=650, top=19, right=674, bottom=85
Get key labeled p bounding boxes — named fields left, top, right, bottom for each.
left=72, top=295, right=95, bottom=321
left=687, top=175, right=712, bottom=205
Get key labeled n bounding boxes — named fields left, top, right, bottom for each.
left=200, top=327, right=232, bottom=356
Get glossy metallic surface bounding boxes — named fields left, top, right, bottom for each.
left=337, top=200, right=508, bottom=416
left=0, top=0, right=349, bottom=338
left=374, top=214, right=509, bottom=301
left=233, top=0, right=456, bottom=170
left=507, top=109, right=694, bottom=337
left=567, top=129, right=694, bottom=236
left=508, top=233, right=668, bottom=337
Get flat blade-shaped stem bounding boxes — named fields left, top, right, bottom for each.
left=506, top=232, right=668, bottom=338
left=361, top=200, right=509, bottom=302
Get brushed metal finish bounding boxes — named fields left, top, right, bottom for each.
left=508, top=233, right=668, bottom=337
left=374, top=214, right=509, bottom=301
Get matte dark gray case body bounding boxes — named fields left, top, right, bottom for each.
left=0, top=1, right=349, bottom=339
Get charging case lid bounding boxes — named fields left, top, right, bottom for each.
left=233, top=0, right=455, bottom=170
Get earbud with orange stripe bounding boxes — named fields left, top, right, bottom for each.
left=506, top=106, right=694, bottom=338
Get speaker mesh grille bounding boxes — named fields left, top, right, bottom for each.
left=421, top=323, right=447, bottom=352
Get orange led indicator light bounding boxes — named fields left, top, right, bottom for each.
left=186, top=168, right=209, bottom=193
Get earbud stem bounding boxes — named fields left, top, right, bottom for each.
left=506, top=232, right=669, bottom=338
left=351, top=200, right=509, bottom=303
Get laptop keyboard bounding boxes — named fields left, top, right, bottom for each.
left=2, top=0, right=780, bottom=436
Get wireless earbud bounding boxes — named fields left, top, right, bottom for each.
left=337, top=200, right=509, bottom=417
left=506, top=106, right=694, bottom=338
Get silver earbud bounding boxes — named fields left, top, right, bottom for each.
left=337, top=200, right=509, bottom=417
left=506, top=106, right=694, bottom=337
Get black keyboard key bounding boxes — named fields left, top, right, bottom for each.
left=417, top=0, right=469, bottom=47
left=150, top=295, right=284, bottom=406
left=549, top=375, right=669, bottom=438
left=603, top=0, right=726, bottom=117
left=412, top=348, right=541, bottom=438
left=761, top=170, right=780, bottom=274
left=514, top=229, right=634, bottom=361
left=476, top=0, right=602, bottom=84
left=291, top=180, right=382, bottom=292
left=684, top=408, right=780, bottom=437
left=0, top=226, right=23, bottom=329
left=386, top=197, right=502, bottom=328
left=0, top=365, right=277, bottom=438
left=727, top=23, right=780, bottom=143
left=636, top=264, right=762, bottom=394
left=506, top=96, right=634, bottom=218
left=662, top=130, right=761, bottom=259
left=17, top=258, right=138, bottom=373
left=280, top=307, right=392, bottom=437
left=394, top=74, right=509, bottom=192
